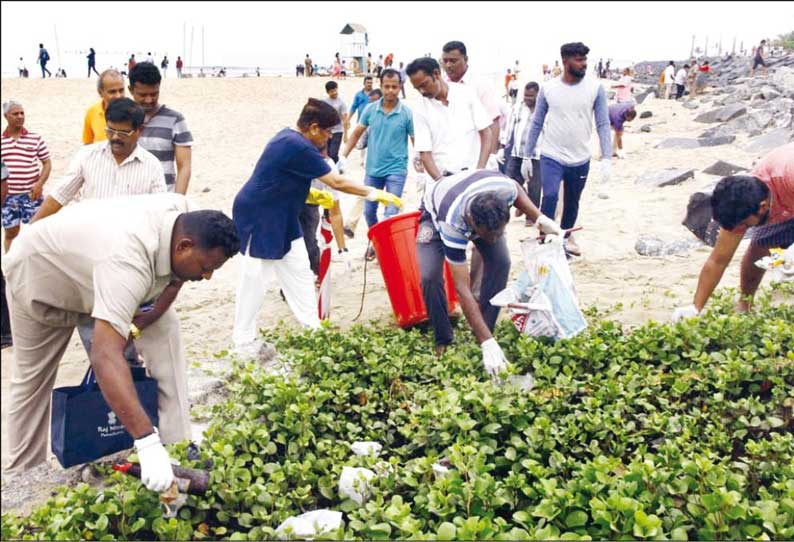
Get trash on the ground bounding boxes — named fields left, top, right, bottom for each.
left=338, top=466, right=376, bottom=505
left=432, top=457, right=452, bottom=480
left=755, top=248, right=794, bottom=283
left=275, top=509, right=343, bottom=540
left=350, top=441, right=382, bottom=457
left=505, top=374, right=536, bottom=392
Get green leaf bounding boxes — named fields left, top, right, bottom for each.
left=437, top=521, right=457, bottom=540
left=565, top=510, right=588, bottom=528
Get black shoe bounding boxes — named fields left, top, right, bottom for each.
left=1, top=335, right=12, bottom=349
left=344, top=226, right=355, bottom=239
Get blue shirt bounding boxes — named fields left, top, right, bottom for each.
left=233, top=128, right=331, bottom=259
left=359, top=99, right=414, bottom=177
left=349, top=90, right=370, bottom=121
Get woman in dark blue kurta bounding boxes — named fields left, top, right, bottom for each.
left=232, top=99, right=403, bottom=354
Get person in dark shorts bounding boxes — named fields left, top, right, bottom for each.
left=751, top=39, right=768, bottom=77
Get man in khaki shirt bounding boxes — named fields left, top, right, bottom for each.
left=2, top=193, right=239, bottom=491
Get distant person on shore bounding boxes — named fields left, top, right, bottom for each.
left=256, top=67, right=261, bottom=77
left=612, top=67, right=634, bottom=103
left=348, top=75, right=375, bottom=164
left=37, top=44, right=52, bottom=78
left=82, top=69, right=125, bottom=144
left=296, top=63, right=304, bottom=77
left=321, top=81, right=349, bottom=163
left=687, top=60, right=699, bottom=97
left=128, top=54, right=137, bottom=71
left=507, top=74, right=519, bottom=104
left=87, top=47, right=100, bottom=77
left=596, top=58, right=603, bottom=78
left=674, top=64, right=689, bottom=99
left=128, top=63, right=193, bottom=194
left=230, top=98, right=401, bottom=358
left=1, top=100, right=52, bottom=252
left=608, top=102, right=636, bottom=159
left=503, top=69, right=512, bottom=98
left=339, top=68, right=415, bottom=260
left=161, top=55, right=169, bottom=77
left=305, top=54, right=313, bottom=77
left=551, top=60, right=562, bottom=78
left=695, top=60, right=712, bottom=94
left=55, top=68, right=67, bottom=78
left=673, top=142, right=793, bottom=321
left=645, top=64, right=653, bottom=76
left=176, top=56, right=183, bottom=78
left=750, top=39, right=768, bottom=77
left=399, top=62, right=407, bottom=98
left=441, top=40, right=502, bottom=156
left=522, top=41, right=612, bottom=257
left=332, top=53, right=342, bottom=79
left=145, top=52, right=154, bottom=64
left=17, top=57, right=26, bottom=78
left=663, top=61, right=676, bottom=99
left=502, top=81, right=542, bottom=220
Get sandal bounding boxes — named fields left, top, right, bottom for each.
left=365, top=246, right=377, bottom=262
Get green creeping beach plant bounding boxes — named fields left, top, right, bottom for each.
left=2, top=287, right=793, bottom=540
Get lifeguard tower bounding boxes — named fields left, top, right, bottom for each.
left=339, top=23, right=368, bottom=75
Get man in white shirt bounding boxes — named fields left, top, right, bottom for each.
left=663, top=61, right=676, bottom=100
left=441, top=41, right=502, bottom=156
left=406, top=57, right=492, bottom=181
left=674, top=64, right=689, bottom=100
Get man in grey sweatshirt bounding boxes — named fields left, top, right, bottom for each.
left=523, top=41, right=612, bottom=256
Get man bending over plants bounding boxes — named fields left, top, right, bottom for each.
left=417, top=168, right=563, bottom=379
left=673, top=142, right=793, bottom=321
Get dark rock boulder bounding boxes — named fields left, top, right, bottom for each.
left=640, top=110, right=653, bottom=119
left=636, top=168, right=695, bottom=187
left=694, top=103, right=747, bottom=123
left=702, top=160, right=747, bottom=177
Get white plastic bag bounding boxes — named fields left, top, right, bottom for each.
left=350, top=441, right=383, bottom=457
left=338, top=466, right=376, bottom=505
left=755, top=247, right=794, bottom=283
left=275, top=509, right=343, bottom=540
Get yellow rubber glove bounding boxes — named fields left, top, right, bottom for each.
left=366, top=188, right=403, bottom=209
left=306, top=188, right=335, bottom=209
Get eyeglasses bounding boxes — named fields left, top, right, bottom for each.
left=104, top=127, right=136, bottom=138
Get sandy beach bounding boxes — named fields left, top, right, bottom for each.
left=1, top=73, right=769, bottom=490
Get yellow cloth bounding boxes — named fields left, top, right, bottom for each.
left=306, top=188, right=335, bottom=209
left=82, top=100, right=107, bottom=144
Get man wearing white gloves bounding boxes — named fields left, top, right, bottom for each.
left=2, top=194, right=239, bottom=489
left=522, top=42, right=612, bottom=257
left=673, top=142, right=793, bottom=322
left=416, top=169, right=563, bottom=378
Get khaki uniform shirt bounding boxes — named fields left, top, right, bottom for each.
left=2, top=193, right=191, bottom=338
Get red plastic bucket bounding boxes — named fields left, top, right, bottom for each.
left=367, top=211, right=459, bottom=328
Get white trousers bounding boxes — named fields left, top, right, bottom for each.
left=232, top=238, right=320, bottom=347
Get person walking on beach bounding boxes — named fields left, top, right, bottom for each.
left=2, top=193, right=239, bottom=478
left=176, top=56, right=183, bottom=78
left=128, top=54, right=137, bottom=71
left=339, top=68, right=415, bottom=260
left=663, top=61, right=676, bottom=99
left=522, top=41, right=612, bottom=257
left=161, top=55, right=169, bottom=77
left=551, top=60, right=562, bottom=78
left=674, top=64, right=689, bottom=100
left=37, top=44, right=52, bottom=78
left=82, top=69, right=126, bottom=144
left=17, top=58, right=26, bottom=78
left=441, top=40, right=502, bottom=156
left=502, top=81, right=542, bottom=221
left=1, top=101, right=52, bottom=252
left=321, top=81, right=349, bottom=163
left=230, top=98, right=402, bottom=358
left=672, top=142, right=793, bottom=321
left=750, top=39, right=768, bottom=77
left=145, top=52, right=154, bottom=64
left=128, top=63, right=193, bottom=194
left=87, top=47, right=100, bottom=77
left=348, top=76, right=375, bottom=163
left=608, top=102, right=636, bottom=159
left=305, top=54, right=313, bottom=77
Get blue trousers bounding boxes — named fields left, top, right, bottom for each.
left=539, top=156, right=590, bottom=231
left=364, top=173, right=406, bottom=227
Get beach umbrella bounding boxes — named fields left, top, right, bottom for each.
left=318, top=211, right=334, bottom=320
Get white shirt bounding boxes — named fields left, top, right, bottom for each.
left=664, top=65, right=675, bottom=84
left=52, top=141, right=166, bottom=205
left=146, top=54, right=154, bottom=64
left=675, top=68, right=687, bottom=86
left=413, top=82, right=493, bottom=173
left=443, top=68, right=502, bottom=122
left=17, top=60, right=25, bottom=70
left=506, top=102, right=538, bottom=159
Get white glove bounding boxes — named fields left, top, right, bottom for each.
left=339, top=248, right=352, bottom=274
left=134, top=429, right=174, bottom=493
left=481, top=338, right=508, bottom=380
left=615, top=149, right=625, bottom=159
left=413, top=154, right=425, bottom=173
left=671, top=304, right=700, bottom=323
left=496, top=148, right=505, bottom=165
left=520, top=158, right=533, bottom=182
left=537, top=215, right=563, bottom=237
left=785, top=246, right=794, bottom=267
left=600, top=159, right=612, bottom=183
left=336, top=156, right=347, bottom=174
left=486, top=153, right=500, bottom=171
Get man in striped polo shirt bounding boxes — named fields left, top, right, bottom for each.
left=1, top=100, right=52, bottom=252
left=418, top=168, right=563, bottom=379
left=128, top=63, right=193, bottom=194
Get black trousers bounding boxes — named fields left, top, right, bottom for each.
left=1, top=271, right=10, bottom=339
left=327, top=133, right=343, bottom=163
left=299, top=203, right=321, bottom=276
left=505, top=156, right=542, bottom=208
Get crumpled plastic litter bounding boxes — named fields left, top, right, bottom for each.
left=275, top=509, right=343, bottom=540
left=350, top=441, right=382, bottom=457
left=755, top=248, right=794, bottom=283
left=338, top=466, right=376, bottom=505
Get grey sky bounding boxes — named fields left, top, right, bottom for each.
left=2, top=1, right=792, bottom=77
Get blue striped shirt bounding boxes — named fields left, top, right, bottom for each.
left=138, top=105, right=193, bottom=187
left=423, top=169, right=518, bottom=264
